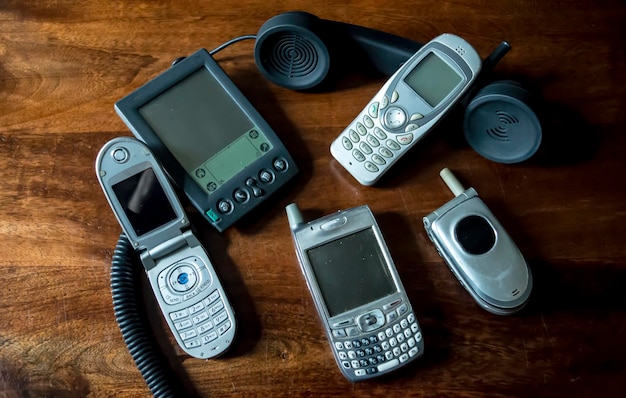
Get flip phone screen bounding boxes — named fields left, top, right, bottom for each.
left=112, top=168, right=178, bottom=237
left=96, top=137, right=237, bottom=358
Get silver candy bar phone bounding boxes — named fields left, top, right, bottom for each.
left=423, top=168, right=532, bottom=315
left=330, top=33, right=481, bottom=185
left=96, top=137, right=236, bottom=358
left=286, top=204, right=424, bottom=381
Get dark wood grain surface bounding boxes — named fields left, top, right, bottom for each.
left=2, top=0, right=626, bottom=396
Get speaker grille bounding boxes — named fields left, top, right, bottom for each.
left=464, top=80, right=542, bottom=163
left=265, top=33, right=319, bottom=78
left=485, top=110, right=520, bottom=142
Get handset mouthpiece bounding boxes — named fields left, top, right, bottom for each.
left=440, top=168, right=465, bottom=197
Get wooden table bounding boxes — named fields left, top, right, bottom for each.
left=2, top=1, right=625, bottom=396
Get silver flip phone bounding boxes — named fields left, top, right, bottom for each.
left=96, top=137, right=236, bottom=358
left=286, top=203, right=424, bottom=382
left=423, top=168, right=532, bottom=315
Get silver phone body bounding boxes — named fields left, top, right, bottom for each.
left=286, top=204, right=424, bottom=381
left=423, top=188, right=532, bottom=315
left=96, top=137, right=236, bottom=358
left=330, top=33, right=482, bottom=186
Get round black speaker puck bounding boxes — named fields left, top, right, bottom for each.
left=464, top=80, right=542, bottom=164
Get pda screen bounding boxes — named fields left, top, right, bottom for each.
left=112, top=168, right=177, bottom=237
left=138, top=68, right=273, bottom=195
left=404, top=52, right=463, bottom=108
left=306, top=228, right=397, bottom=317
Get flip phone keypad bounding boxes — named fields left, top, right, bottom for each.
left=168, top=289, right=233, bottom=349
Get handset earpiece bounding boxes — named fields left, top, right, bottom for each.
left=254, top=11, right=422, bottom=91
left=254, top=12, right=331, bottom=91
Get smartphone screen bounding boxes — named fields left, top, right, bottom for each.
left=306, top=228, right=397, bottom=317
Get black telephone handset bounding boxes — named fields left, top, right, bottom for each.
left=253, top=11, right=423, bottom=91
left=253, top=11, right=510, bottom=93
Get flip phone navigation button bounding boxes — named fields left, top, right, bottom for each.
left=169, top=265, right=198, bottom=293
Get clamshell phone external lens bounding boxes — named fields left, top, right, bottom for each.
left=423, top=168, right=532, bottom=315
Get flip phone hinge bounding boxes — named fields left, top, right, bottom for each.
left=140, top=230, right=200, bottom=270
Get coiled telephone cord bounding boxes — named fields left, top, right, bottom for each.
left=110, top=233, right=183, bottom=398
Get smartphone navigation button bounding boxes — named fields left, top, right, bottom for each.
left=320, top=217, right=347, bottom=231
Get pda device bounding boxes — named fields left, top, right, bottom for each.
left=286, top=204, right=424, bottom=381
left=423, top=168, right=532, bottom=315
left=115, top=48, right=298, bottom=232
left=96, top=137, right=236, bottom=358
left=330, top=33, right=481, bottom=186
